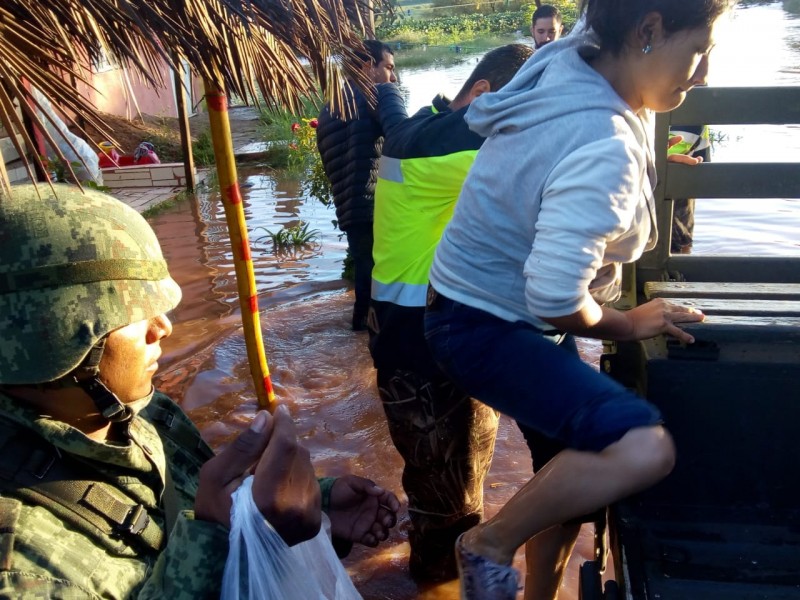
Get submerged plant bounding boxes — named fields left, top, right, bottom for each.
left=253, top=222, right=321, bottom=252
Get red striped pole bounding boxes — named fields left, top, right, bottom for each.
left=204, top=80, right=275, bottom=409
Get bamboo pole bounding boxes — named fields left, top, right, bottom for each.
left=204, top=79, right=275, bottom=410
left=174, top=56, right=196, bottom=192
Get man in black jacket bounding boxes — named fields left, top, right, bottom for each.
left=316, top=40, right=402, bottom=331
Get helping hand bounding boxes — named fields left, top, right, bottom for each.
left=194, top=405, right=321, bottom=546
left=327, top=475, right=400, bottom=547
left=667, top=135, right=703, bottom=165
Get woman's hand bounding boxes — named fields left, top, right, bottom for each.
left=327, top=475, right=400, bottom=547
left=543, top=298, right=704, bottom=343
left=622, top=298, right=705, bottom=343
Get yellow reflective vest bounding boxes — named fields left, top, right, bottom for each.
left=372, top=91, right=485, bottom=308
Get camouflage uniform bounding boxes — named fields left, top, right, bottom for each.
left=0, top=390, right=228, bottom=600
left=0, top=186, right=340, bottom=598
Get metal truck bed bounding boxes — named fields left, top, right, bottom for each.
left=583, top=85, right=800, bottom=600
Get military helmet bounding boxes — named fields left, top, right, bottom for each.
left=0, top=184, right=181, bottom=385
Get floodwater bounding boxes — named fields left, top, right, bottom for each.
left=150, top=3, right=800, bottom=599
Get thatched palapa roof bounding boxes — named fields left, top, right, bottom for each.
left=0, top=0, right=383, bottom=190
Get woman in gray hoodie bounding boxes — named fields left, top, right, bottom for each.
left=424, top=0, right=732, bottom=598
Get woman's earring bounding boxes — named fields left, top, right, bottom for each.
left=642, top=42, right=653, bottom=54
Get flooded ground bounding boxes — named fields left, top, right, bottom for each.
left=150, top=166, right=603, bottom=599
left=148, top=3, right=800, bottom=598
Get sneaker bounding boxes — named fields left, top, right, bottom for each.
left=456, top=533, right=519, bottom=600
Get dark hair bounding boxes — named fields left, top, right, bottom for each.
left=356, top=39, right=394, bottom=65
left=584, top=0, right=732, bottom=55
left=532, top=4, right=563, bottom=26
left=455, top=44, right=533, bottom=99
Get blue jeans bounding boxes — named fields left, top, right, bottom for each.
left=424, top=290, right=662, bottom=452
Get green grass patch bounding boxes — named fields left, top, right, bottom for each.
left=377, top=1, right=580, bottom=45
left=390, top=35, right=519, bottom=68
left=378, top=11, right=530, bottom=45
left=191, top=130, right=215, bottom=166
left=259, top=96, right=319, bottom=142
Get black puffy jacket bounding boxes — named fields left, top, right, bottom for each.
left=316, top=84, right=407, bottom=232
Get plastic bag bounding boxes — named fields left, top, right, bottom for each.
left=133, top=141, right=160, bottom=164
left=32, top=88, right=103, bottom=185
left=221, top=475, right=362, bottom=600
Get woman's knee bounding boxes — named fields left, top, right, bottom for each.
left=611, top=426, right=676, bottom=482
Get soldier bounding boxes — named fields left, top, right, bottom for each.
left=0, top=184, right=399, bottom=598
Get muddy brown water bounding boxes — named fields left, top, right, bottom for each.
left=149, top=168, right=602, bottom=599
left=148, top=6, right=800, bottom=596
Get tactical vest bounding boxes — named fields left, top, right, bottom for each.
left=0, top=400, right=212, bottom=557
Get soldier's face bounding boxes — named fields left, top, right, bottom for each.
left=99, top=314, right=173, bottom=403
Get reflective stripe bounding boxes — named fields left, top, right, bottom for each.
left=372, top=279, right=428, bottom=307
left=377, top=156, right=403, bottom=183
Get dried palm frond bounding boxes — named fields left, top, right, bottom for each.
left=0, top=0, right=388, bottom=192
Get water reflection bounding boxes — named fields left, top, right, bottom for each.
left=150, top=4, right=800, bottom=599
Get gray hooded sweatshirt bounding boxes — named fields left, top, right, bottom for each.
left=428, top=32, right=657, bottom=330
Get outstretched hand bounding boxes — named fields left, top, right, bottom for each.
left=667, top=134, right=704, bottom=165
left=327, top=475, right=400, bottom=547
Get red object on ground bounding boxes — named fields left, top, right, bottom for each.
left=98, top=150, right=160, bottom=168
left=99, top=153, right=137, bottom=168
left=98, top=148, right=120, bottom=168
left=135, top=151, right=160, bottom=165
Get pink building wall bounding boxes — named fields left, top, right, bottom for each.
left=76, top=58, right=203, bottom=120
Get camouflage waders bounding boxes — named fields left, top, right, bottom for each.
left=377, top=367, right=499, bottom=581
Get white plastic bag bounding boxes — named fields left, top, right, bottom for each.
left=221, top=475, right=362, bottom=600
left=32, top=87, right=103, bottom=185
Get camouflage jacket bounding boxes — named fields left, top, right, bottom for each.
left=0, top=390, right=228, bottom=600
